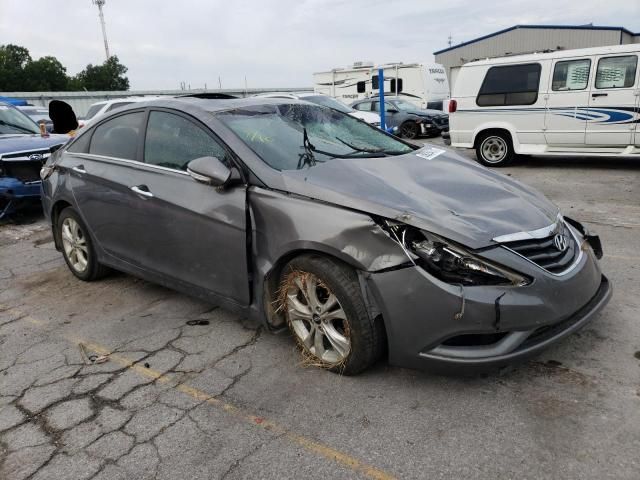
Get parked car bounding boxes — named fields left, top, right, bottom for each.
left=17, top=106, right=53, bottom=132
left=82, top=96, right=161, bottom=125
left=351, top=97, right=449, bottom=139
left=0, top=102, right=68, bottom=218
left=448, top=43, right=640, bottom=166
left=254, top=92, right=381, bottom=126
left=41, top=97, right=610, bottom=375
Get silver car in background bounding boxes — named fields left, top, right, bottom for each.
left=41, top=97, right=611, bottom=375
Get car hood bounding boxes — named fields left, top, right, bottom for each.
left=278, top=146, right=558, bottom=249
left=349, top=110, right=381, bottom=124
left=402, top=108, right=446, bottom=117
left=0, top=134, right=69, bottom=156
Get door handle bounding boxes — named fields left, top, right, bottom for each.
left=72, top=165, right=86, bottom=173
left=130, top=185, right=154, bottom=198
left=591, top=93, right=608, bottom=97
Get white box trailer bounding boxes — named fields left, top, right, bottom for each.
left=313, top=62, right=450, bottom=111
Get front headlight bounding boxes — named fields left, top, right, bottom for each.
left=380, top=220, right=530, bottom=287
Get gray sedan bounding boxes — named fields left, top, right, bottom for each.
left=40, top=97, right=611, bottom=375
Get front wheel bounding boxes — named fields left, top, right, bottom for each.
left=475, top=132, right=515, bottom=167
left=280, top=255, right=385, bottom=375
left=400, top=121, right=419, bottom=139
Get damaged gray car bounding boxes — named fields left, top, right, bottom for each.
left=40, top=98, right=611, bottom=375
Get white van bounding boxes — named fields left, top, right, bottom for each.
left=314, top=62, right=450, bottom=111
left=448, top=44, right=640, bottom=166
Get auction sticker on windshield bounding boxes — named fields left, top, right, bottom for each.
left=416, top=146, right=446, bottom=160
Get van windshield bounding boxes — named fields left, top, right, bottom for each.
left=217, top=103, right=413, bottom=171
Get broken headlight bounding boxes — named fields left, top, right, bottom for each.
left=381, top=220, right=530, bottom=287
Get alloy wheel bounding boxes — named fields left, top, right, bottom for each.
left=285, top=272, right=351, bottom=365
left=61, top=217, right=89, bottom=273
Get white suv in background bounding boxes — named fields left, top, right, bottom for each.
left=254, top=92, right=381, bottom=127
left=82, top=96, right=161, bottom=125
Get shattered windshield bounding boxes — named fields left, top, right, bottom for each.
left=216, top=103, right=413, bottom=171
left=0, top=104, right=40, bottom=135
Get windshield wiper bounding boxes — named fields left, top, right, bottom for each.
left=297, top=127, right=319, bottom=169
left=0, top=120, right=37, bottom=134
left=335, top=136, right=409, bottom=156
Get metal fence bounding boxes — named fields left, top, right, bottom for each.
left=0, top=87, right=312, bottom=116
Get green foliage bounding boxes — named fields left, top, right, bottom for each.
left=0, top=44, right=129, bottom=92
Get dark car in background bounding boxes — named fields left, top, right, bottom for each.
left=41, top=97, right=609, bottom=375
left=0, top=102, right=68, bottom=218
left=352, top=97, right=449, bottom=139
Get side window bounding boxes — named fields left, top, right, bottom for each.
left=106, top=101, right=133, bottom=112
left=552, top=59, right=591, bottom=91
left=144, top=111, right=230, bottom=171
left=373, top=102, right=396, bottom=112
left=595, top=55, right=638, bottom=89
left=89, top=111, right=144, bottom=160
left=390, top=78, right=403, bottom=93
left=356, top=81, right=365, bottom=93
left=477, top=63, right=541, bottom=106
left=354, top=102, right=371, bottom=111
left=67, top=130, right=92, bottom=153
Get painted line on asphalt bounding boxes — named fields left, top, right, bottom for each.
left=0, top=305, right=396, bottom=480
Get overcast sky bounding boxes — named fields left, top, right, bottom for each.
left=1, top=0, right=639, bottom=90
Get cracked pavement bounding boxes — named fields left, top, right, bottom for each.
left=1, top=138, right=639, bottom=479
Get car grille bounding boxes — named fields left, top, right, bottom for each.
left=501, top=222, right=579, bottom=274
left=432, top=115, right=449, bottom=128
left=1, top=150, right=50, bottom=183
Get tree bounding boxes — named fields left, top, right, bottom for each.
left=0, top=44, right=32, bottom=90
left=23, top=56, right=68, bottom=91
left=74, top=56, right=129, bottom=91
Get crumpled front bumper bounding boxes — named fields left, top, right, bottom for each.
left=365, top=239, right=611, bottom=373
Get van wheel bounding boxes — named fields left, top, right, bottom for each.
left=400, top=121, right=419, bottom=139
left=476, top=132, right=514, bottom=167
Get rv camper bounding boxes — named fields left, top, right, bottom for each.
left=313, top=62, right=450, bottom=111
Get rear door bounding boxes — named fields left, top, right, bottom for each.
left=544, top=57, right=592, bottom=145
left=67, top=109, right=148, bottom=262
left=586, top=54, right=638, bottom=146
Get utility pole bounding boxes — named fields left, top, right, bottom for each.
left=92, top=0, right=111, bottom=60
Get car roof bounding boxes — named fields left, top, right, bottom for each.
left=111, top=96, right=316, bottom=114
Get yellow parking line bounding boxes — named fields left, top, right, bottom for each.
left=1, top=306, right=397, bottom=480
left=605, top=254, right=640, bottom=261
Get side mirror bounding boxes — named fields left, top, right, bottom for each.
left=187, top=156, right=231, bottom=187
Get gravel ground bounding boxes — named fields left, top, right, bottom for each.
left=1, top=137, right=639, bottom=479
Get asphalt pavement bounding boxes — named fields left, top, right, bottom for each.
left=1, top=137, right=639, bottom=479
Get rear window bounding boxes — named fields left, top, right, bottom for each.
left=477, top=63, right=541, bottom=106
left=89, top=112, right=145, bottom=160
left=84, top=104, right=104, bottom=120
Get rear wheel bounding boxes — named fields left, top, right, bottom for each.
left=57, top=207, right=109, bottom=281
left=281, top=255, right=385, bottom=375
left=400, top=121, right=419, bottom=139
left=475, top=131, right=514, bottom=167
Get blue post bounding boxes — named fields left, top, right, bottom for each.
left=378, top=68, right=385, bottom=131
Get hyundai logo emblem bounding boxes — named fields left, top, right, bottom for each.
left=28, top=153, right=43, bottom=161
left=553, top=233, right=568, bottom=252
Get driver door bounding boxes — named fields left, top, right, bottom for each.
left=126, top=109, right=250, bottom=304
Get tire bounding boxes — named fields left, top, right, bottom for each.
left=400, top=121, right=419, bottom=139
left=280, top=254, right=385, bottom=375
left=57, top=207, right=109, bottom=281
left=475, top=131, right=515, bottom=167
